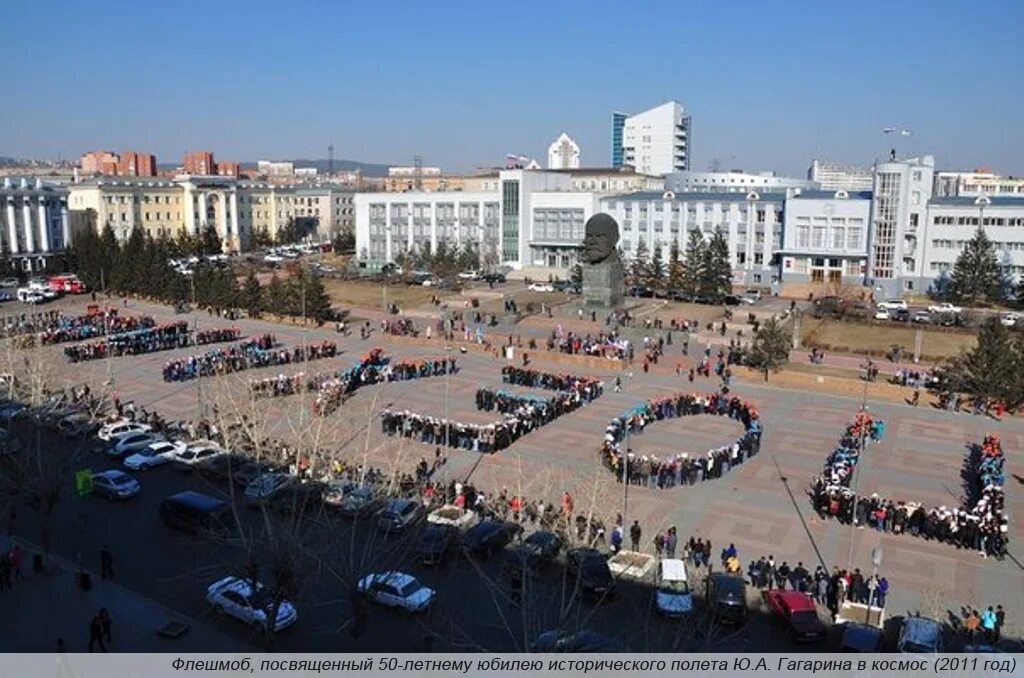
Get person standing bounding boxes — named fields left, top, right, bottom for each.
left=995, top=605, right=1005, bottom=643
left=629, top=521, right=642, bottom=552
left=665, top=528, right=678, bottom=559
left=88, top=614, right=106, bottom=653
left=99, top=546, right=114, bottom=581
left=981, top=607, right=997, bottom=643
left=10, top=545, right=23, bottom=581
left=98, top=608, right=112, bottom=645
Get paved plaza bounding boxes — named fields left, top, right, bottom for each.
left=9, top=295, right=1024, bottom=646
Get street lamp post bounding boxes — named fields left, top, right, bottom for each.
left=444, top=345, right=451, bottom=448
left=191, top=274, right=202, bottom=420
left=620, top=371, right=633, bottom=533
left=846, top=365, right=871, bottom=570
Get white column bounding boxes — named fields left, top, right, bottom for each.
left=385, top=226, right=393, bottom=263
left=38, top=200, right=50, bottom=253
left=216, top=193, right=227, bottom=245
left=22, top=200, right=34, bottom=253
left=182, top=185, right=196, bottom=235
left=229, top=191, right=239, bottom=242
left=5, top=200, right=17, bottom=255
left=198, top=192, right=207, bottom=234
left=61, top=202, right=70, bottom=248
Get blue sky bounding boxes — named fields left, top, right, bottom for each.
left=2, top=0, right=1022, bottom=176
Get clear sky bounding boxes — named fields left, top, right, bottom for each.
left=2, top=0, right=1022, bottom=176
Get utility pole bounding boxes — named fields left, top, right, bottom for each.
left=846, top=359, right=871, bottom=570
left=620, top=372, right=633, bottom=533
left=191, top=274, right=202, bottom=421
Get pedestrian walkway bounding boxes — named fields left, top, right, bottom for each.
left=0, top=537, right=252, bottom=652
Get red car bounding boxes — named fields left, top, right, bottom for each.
left=762, top=590, right=828, bottom=641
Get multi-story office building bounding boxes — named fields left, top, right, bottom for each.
left=257, top=160, right=295, bottom=177
left=547, top=133, right=581, bottom=170
left=293, top=186, right=356, bottom=239
left=807, top=160, right=874, bottom=192
left=932, top=170, right=1024, bottom=198
left=601, top=190, right=783, bottom=287
left=81, top=150, right=156, bottom=177
left=867, top=155, right=934, bottom=295
left=612, top=101, right=691, bottom=175
left=183, top=151, right=216, bottom=176
left=778, top=190, right=872, bottom=286
left=665, top=170, right=817, bottom=194
left=1, top=177, right=73, bottom=271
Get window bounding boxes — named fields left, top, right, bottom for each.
left=812, top=226, right=826, bottom=249
left=831, top=227, right=845, bottom=249
left=910, top=213, right=919, bottom=227
left=847, top=227, right=862, bottom=250
left=796, top=225, right=810, bottom=248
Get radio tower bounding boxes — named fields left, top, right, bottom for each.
left=328, top=143, right=334, bottom=176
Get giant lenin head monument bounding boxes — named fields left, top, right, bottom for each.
left=581, top=212, right=625, bottom=308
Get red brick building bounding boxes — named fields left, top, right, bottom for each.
left=117, top=151, right=157, bottom=176
left=184, top=151, right=215, bottom=175
left=216, top=161, right=240, bottom=178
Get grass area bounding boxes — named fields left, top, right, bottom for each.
left=634, top=300, right=725, bottom=327
left=783, top=362, right=869, bottom=380
left=801, top=318, right=975, bottom=361
left=474, top=290, right=572, bottom=315
left=322, top=279, right=456, bottom=311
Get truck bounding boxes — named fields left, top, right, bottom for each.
left=48, top=274, right=87, bottom=294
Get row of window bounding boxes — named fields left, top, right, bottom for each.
left=932, top=216, right=1024, bottom=227
left=931, top=239, right=1024, bottom=251
left=794, top=226, right=863, bottom=251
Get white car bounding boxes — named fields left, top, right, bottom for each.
left=123, top=440, right=187, bottom=470
left=108, top=432, right=165, bottom=458
left=16, top=288, right=44, bottom=304
left=420, top=278, right=440, bottom=287
left=264, top=254, right=284, bottom=264
left=1000, top=312, right=1021, bottom=327
left=457, top=270, right=481, bottom=280
left=874, top=308, right=891, bottom=320
left=357, top=571, right=435, bottom=613
left=172, top=440, right=226, bottom=468
left=98, top=420, right=152, bottom=442
left=877, top=298, right=908, bottom=312
left=528, top=283, right=554, bottom=292
left=206, top=576, right=297, bottom=632
left=427, top=504, right=479, bottom=531
left=92, top=469, right=141, bottom=500
left=927, top=302, right=962, bottom=315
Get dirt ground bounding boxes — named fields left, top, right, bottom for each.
left=801, top=318, right=976, bottom=361
left=631, top=300, right=727, bottom=327
left=323, top=279, right=457, bottom=311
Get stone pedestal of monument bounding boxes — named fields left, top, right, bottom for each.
left=582, top=255, right=624, bottom=308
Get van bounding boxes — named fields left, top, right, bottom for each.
left=158, top=491, right=231, bottom=535
left=653, top=558, right=693, bottom=617
left=708, top=573, right=747, bottom=624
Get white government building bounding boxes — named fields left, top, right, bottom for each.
left=1, top=177, right=73, bottom=271
left=349, top=155, right=1024, bottom=296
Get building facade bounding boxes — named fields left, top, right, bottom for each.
left=778, top=190, right=872, bottom=286
left=665, top=170, right=817, bottom=194
left=601, top=191, right=782, bottom=287
left=867, top=155, right=934, bottom=295
left=547, top=133, right=581, bottom=170
left=807, top=160, right=874, bottom=192
left=932, top=171, right=1024, bottom=198
left=1, top=178, right=72, bottom=271
left=184, top=152, right=216, bottom=176
left=615, top=101, right=691, bottom=175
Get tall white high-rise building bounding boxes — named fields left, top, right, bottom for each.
left=547, top=133, right=580, bottom=170
left=867, top=154, right=934, bottom=295
left=807, top=160, right=874, bottom=192
left=613, top=101, right=691, bottom=176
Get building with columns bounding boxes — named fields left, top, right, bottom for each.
left=1, top=177, right=72, bottom=271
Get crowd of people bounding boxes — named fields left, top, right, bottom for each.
left=811, top=415, right=1008, bottom=558
left=39, top=310, right=155, bottom=345
left=63, top=324, right=243, bottom=362
left=545, top=329, right=632, bottom=361
left=162, top=335, right=339, bottom=381
left=599, top=391, right=762, bottom=488
left=381, top=366, right=603, bottom=454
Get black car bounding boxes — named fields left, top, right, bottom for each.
left=628, top=285, right=654, bottom=298
left=565, top=547, right=615, bottom=597
left=195, top=453, right=248, bottom=482
left=482, top=273, right=506, bottom=284
left=709, top=573, right=747, bottom=624
left=415, top=524, right=458, bottom=566
left=516, top=530, right=562, bottom=568
left=692, top=293, right=713, bottom=305
left=268, top=481, right=326, bottom=515
left=158, top=491, right=231, bottom=536
left=232, top=461, right=274, bottom=489
left=891, top=308, right=910, bottom=322
left=336, top=486, right=386, bottom=518
left=532, top=630, right=622, bottom=652
left=462, top=520, right=521, bottom=558
left=722, top=295, right=742, bottom=306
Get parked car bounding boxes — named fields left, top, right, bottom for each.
left=172, top=440, right=226, bottom=469
left=267, top=481, right=326, bottom=515
left=357, top=572, right=435, bottom=613
left=193, top=453, right=247, bottom=482
left=457, top=270, right=481, bottom=280
left=532, top=630, right=621, bottom=653
left=206, top=576, right=297, bottom=632
left=627, top=284, right=653, bottom=298
left=0, top=278, right=19, bottom=288
left=722, top=294, right=742, bottom=306
left=1000, top=312, right=1021, bottom=327
left=653, top=558, right=694, bottom=617
left=97, top=420, right=152, bottom=442
left=375, top=498, right=423, bottom=533
left=232, top=461, right=275, bottom=489
left=16, top=288, right=44, bottom=304
left=414, top=523, right=459, bottom=566
left=108, top=432, right=165, bottom=459
left=912, top=310, right=932, bottom=324
left=874, top=308, right=891, bottom=320
left=708, top=573, right=747, bottom=624
left=426, top=504, right=479, bottom=531
left=513, top=530, right=562, bottom=568
left=482, top=272, right=506, bottom=284
left=322, top=481, right=354, bottom=508
left=840, top=623, right=884, bottom=652
left=461, top=520, right=521, bottom=558
left=244, top=473, right=296, bottom=505
left=897, top=616, right=944, bottom=653
left=528, top=282, right=554, bottom=292
left=57, top=412, right=99, bottom=438
left=763, top=590, right=828, bottom=641
left=927, top=302, right=962, bottom=315
left=158, top=491, right=231, bottom=535
left=123, top=440, right=187, bottom=470
left=565, top=547, right=615, bottom=598
left=877, top=298, right=908, bottom=312
left=91, top=469, right=140, bottom=500
left=336, top=486, right=386, bottom=517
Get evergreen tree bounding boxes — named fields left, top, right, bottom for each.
left=112, top=227, right=146, bottom=293
left=241, top=270, right=264, bottom=317
left=748, top=317, right=792, bottom=382
left=265, top=273, right=288, bottom=316
left=700, top=231, right=733, bottom=301
left=569, top=264, right=583, bottom=287
left=667, top=239, right=684, bottom=292
left=947, top=228, right=1002, bottom=305
left=457, top=241, right=480, bottom=272
left=680, top=229, right=705, bottom=296
left=99, top=225, right=120, bottom=292
left=332, top=230, right=355, bottom=253
left=630, top=237, right=649, bottom=287
left=200, top=225, right=223, bottom=256
left=254, top=227, right=274, bottom=249
left=303, top=271, right=332, bottom=323
left=646, top=244, right=665, bottom=291
left=945, top=318, right=1023, bottom=409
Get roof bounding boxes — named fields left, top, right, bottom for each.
left=928, top=195, right=1024, bottom=207
left=166, top=490, right=227, bottom=511
left=769, top=590, right=816, bottom=612
left=611, top=190, right=787, bottom=203
left=789, top=190, right=873, bottom=200
left=659, top=558, right=688, bottom=582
